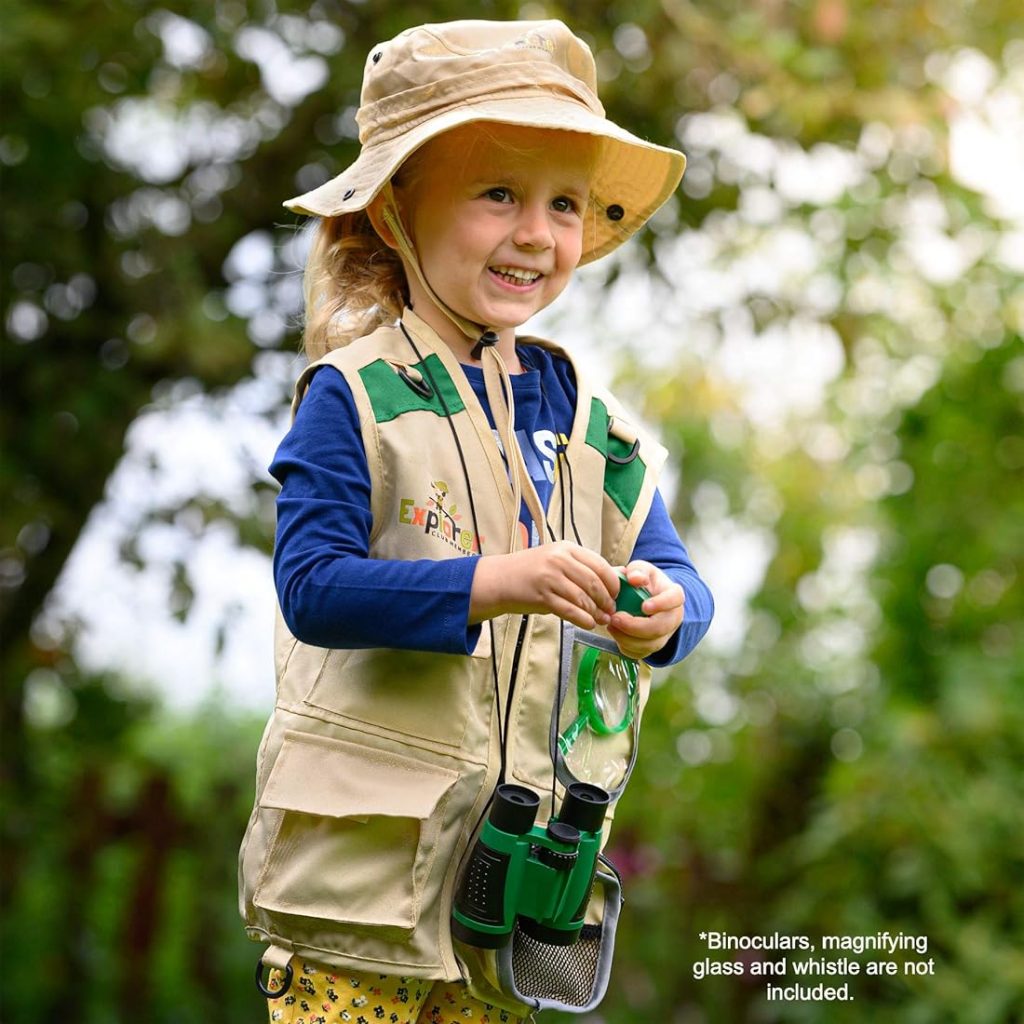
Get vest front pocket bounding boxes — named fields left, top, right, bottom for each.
left=301, top=646, right=485, bottom=749
left=252, top=730, right=458, bottom=936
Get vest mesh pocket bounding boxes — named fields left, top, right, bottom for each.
left=495, top=868, right=622, bottom=1015
left=510, top=923, right=603, bottom=1007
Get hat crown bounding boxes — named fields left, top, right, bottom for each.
left=284, top=19, right=685, bottom=268
left=357, top=19, right=600, bottom=142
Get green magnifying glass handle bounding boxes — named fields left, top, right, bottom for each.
left=558, top=714, right=588, bottom=756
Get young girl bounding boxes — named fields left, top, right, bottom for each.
left=239, top=19, right=713, bottom=1024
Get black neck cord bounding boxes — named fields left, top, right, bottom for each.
left=560, top=450, right=584, bottom=546
left=398, top=321, right=513, bottom=812
left=400, top=323, right=588, bottom=835
left=544, top=379, right=587, bottom=818
left=540, top=368, right=583, bottom=547
left=550, top=444, right=586, bottom=817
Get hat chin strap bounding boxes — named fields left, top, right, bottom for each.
left=379, top=183, right=495, bottom=356
left=380, top=183, right=549, bottom=554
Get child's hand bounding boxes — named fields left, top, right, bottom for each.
left=469, top=542, right=620, bottom=630
left=607, top=560, right=685, bottom=661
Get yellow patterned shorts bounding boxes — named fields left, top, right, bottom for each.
left=264, top=961, right=523, bottom=1024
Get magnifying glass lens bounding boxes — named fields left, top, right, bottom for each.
left=558, top=633, right=642, bottom=793
left=593, top=656, right=630, bottom=726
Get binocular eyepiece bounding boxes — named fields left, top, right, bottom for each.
left=452, top=782, right=610, bottom=949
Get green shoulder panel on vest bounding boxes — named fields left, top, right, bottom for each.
left=605, top=435, right=646, bottom=519
left=359, top=354, right=465, bottom=423
left=585, top=397, right=609, bottom=457
left=585, top=397, right=646, bottom=520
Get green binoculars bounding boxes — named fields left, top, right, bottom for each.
left=451, top=782, right=610, bottom=949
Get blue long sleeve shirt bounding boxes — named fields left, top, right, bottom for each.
left=271, top=343, right=713, bottom=667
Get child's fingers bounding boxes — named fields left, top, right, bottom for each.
left=622, top=559, right=655, bottom=588
left=549, top=595, right=604, bottom=630
left=609, top=608, right=675, bottom=639
left=563, top=548, right=618, bottom=614
left=557, top=579, right=611, bottom=626
left=608, top=570, right=685, bottom=657
left=606, top=624, right=658, bottom=661
left=571, top=548, right=621, bottom=601
left=623, top=563, right=683, bottom=616
left=608, top=609, right=681, bottom=660
left=541, top=545, right=616, bottom=621
left=639, top=582, right=685, bottom=617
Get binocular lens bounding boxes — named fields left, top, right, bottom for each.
left=490, top=783, right=540, bottom=835
left=560, top=782, right=610, bottom=834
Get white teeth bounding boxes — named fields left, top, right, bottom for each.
left=491, top=266, right=541, bottom=283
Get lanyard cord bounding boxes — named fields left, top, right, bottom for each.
left=546, top=366, right=583, bottom=546
left=548, top=385, right=588, bottom=817
left=551, top=621, right=564, bottom=820
left=400, top=325, right=591, bottom=836
left=399, top=319, right=512, bottom=790
left=559, top=444, right=584, bottom=546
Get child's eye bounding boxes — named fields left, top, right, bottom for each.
left=552, top=196, right=579, bottom=214
left=484, top=187, right=513, bottom=203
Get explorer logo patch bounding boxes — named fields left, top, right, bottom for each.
left=398, top=480, right=484, bottom=554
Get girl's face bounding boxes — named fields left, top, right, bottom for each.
left=394, top=123, right=594, bottom=358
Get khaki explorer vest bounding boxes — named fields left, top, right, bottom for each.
left=238, top=309, right=667, bottom=987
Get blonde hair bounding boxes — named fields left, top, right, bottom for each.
left=300, top=210, right=409, bottom=360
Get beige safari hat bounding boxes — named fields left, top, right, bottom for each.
left=284, top=19, right=686, bottom=265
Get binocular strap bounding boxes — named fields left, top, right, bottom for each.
left=495, top=869, right=623, bottom=1014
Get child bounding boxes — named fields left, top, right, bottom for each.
left=239, top=19, right=714, bottom=1024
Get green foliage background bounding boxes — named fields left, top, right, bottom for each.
left=2, top=1, right=1022, bottom=1021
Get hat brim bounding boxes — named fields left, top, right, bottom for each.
left=283, top=95, right=685, bottom=265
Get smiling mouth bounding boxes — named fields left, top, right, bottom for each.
left=489, top=265, right=543, bottom=286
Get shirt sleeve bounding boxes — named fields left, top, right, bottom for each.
left=630, top=489, right=715, bottom=668
left=272, top=360, right=713, bottom=664
left=271, top=366, right=482, bottom=654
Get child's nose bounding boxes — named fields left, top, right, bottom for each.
left=512, top=202, right=555, bottom=250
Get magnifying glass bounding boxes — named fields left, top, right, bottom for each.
left=558, top=647, right=639, bottom=757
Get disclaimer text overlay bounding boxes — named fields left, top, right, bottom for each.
left=692, top=930, right=934, bottom=1002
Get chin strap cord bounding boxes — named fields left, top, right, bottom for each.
left=380, top=183, right=488, bottom=350
left=470, top=329, right=499, bottom=361
left=479, top=346, right=523, bottom=553
left=380, top=183, right=549, bottom=552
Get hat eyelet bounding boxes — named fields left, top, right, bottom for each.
left=371, top=51, right=382, bottom=64
left=343, top=188, right=356, bottom=200
left=606, top=204, right=625, bottom=222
